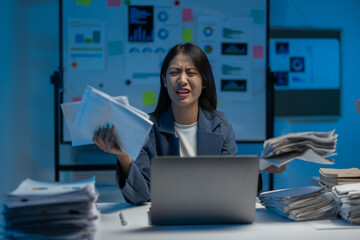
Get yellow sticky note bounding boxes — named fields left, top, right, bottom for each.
left=142, top=91, right=157, bottom=106
left=77, top=0, right=91, bottom=6
left=182, top=29, right=193, bottom=42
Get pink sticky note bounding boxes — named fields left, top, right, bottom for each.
left=72, top=97, right=82, bottom=102
left=107, top=0, right=121, bottom=7
left=182, top=8, right=193, bottom=22
left=253, top=45, right=264, bottom=59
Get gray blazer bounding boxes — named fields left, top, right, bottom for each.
left=116, top=107, right=240, bottom=205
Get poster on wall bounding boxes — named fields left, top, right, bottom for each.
left=68, top=19, right=106, bottom=71
left=197, top=16, right=254, bottom=102
left=124, top=4, right=182, bottom=113
left=128, top=6, right=154, bottom=42
left=270, top=38, right=340, bottom=90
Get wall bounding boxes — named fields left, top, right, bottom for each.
left=270, top=0, right=360, bottom=188
left=0, top=0, right=58, bottom=203
left=0, top=0, right=360, bottom=204
left=0, top=0, right=14, bottom=202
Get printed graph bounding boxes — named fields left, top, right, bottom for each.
left=222, top=43, right=247, bottom=55
left=75, top=31, right=101, bottom=44
left=203, top=44, right=213, bottom=54
left=128, top=6, right=154, bottom=42
left=221, top=80, right=247, bottom=92
left=222, top=64, right=244, bottom=75
left=223, top=28, right=244, bottom=39
left=203, top=26, right=214, bottom=37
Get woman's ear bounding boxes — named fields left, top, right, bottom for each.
left=162, top=75, right=167, bottom=87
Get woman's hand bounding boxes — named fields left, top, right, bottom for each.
left=262, top=163, right=287, bottom=174
left=93, top=123, right=132, bottom=177
left=93, top=122, right=122, bottom=155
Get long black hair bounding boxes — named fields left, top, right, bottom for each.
left=152, top=43, right=217, bottom=116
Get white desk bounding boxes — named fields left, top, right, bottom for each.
left=95, top=202, right=360, bottom=240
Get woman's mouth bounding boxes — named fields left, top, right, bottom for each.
left=176, top=88, right=190, bottom=97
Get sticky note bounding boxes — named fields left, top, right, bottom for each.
left=253, top=45, right=264, bottom=59
left=182, top=8, right=193, bottom=22
left=107, top=0, right=121, bottom=7
left=72, top=96, right=82, bottom=102
left=182, top=29, right=193, bottom=42
left=77, top=0, right=91, bottom=6
left=108, top=40, right=123, bottom=56
left=250, top=9, right=265, bottom=24
left=142, top=91, right=157, bottom=106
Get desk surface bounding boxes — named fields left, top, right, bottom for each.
left=96, top=202, right=360, bottom=240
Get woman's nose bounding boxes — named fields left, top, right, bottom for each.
left=178, top=71, right=187, bottom=84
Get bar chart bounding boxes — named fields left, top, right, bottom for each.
left=128, top=6, right=154, bottom=42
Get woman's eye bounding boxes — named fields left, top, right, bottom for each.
left=170, top=71, right=179, bottom=75
left=187, top=72, right=196, bottom=76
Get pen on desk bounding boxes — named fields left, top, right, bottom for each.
left=119, top=212, right=128, bottom=226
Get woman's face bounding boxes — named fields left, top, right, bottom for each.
left=164, top=53, right=203, bottom=110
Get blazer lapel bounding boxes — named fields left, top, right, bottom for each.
left=197, top=131, right=223, bottom=155
left=197, top=108, right=223, bottom=155
left=158, top=107, right=180, bottom=155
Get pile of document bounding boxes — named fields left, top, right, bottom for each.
left=2, top=177, right=100, bottom=239
left=258, top=186, right=338, bottom=221
left=319, top=168, right=360, bottom=189
left=260, top=130, right=337, bottom=170
left=61, top=85, right=153, bottom=160
left=333, top=183, right=360, bottom=224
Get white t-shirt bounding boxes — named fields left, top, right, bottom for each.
left=174, top=121, right=198, bottom=157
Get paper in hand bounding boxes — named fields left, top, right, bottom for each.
left=61, top=86, right=153, bottom=160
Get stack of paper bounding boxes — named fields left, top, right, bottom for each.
left=61, top=85, right=153, bottom=160
left=260, top=130, right=337, bottom=170
left=2, top=177, right=100, bottom=239
left=319, top=168, right=360, bottom=189
left=333, top=183, right=360, bottom=224
left=258, top=186, right=338, bottom=221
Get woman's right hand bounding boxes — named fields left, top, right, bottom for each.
left=93, top=122, right=122, bottom=155
left=93, top=122, right=132, bottom=177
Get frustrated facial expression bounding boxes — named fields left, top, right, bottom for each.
left=164, top=53, right=203, bottom=110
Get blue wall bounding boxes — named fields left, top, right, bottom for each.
left=268, top=0, right=360, bottom=189
left=0, top=0, right=58, bottom=199
left=1, top=0, right=360, bottom=201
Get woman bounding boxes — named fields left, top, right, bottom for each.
left=93, top=43, right=285, bottom=205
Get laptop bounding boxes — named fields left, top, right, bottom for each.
left=149, top=155, right=259, bottom=225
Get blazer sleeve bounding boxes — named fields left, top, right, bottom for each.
left=116, top=128, right=157, bottom=205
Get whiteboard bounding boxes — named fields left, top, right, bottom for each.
left=62, top=0, right=269, bottom=142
